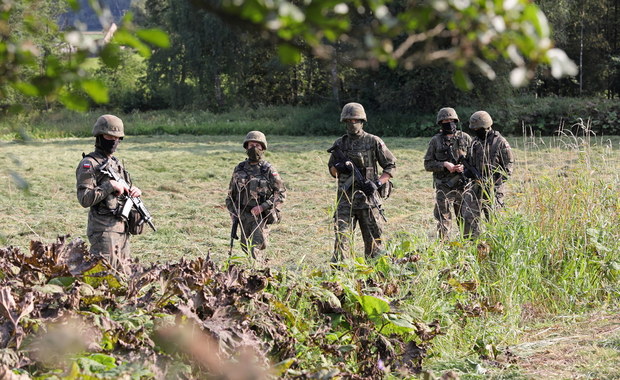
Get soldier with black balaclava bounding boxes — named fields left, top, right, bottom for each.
left=462, top=111, right=514, bottom=238
left=226, top=131, right=286, bottom=261
left=76, top=114, right=143, bottom=274
left=423, top=107, right=472, bottom=240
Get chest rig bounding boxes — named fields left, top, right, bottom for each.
left=234, top=161, right=273, bottom=209
left=339, top=134, right=377, bottom=180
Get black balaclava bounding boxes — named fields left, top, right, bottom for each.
left=95, top=135, right=120, bottom=155
left=247, top=146, right=265, bottom=162
left=440, top=121, right=457, bottom=135
left=473, top=128, right=489, bottom=139
left=345, top=121, right=364, bottom=137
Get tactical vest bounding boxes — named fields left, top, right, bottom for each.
left=433, top=132, right=469, bottom=181
left=337, top=134, right=378, bottom=181
left=234, top=161, right=274, bottom=209
left=82, top=152, right=131, bottom=216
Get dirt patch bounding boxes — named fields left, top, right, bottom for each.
left=509, top=311, right=620, bottom=378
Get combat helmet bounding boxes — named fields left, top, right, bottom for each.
left=92, top=114, right=124, bottom=137
left=243, top=130, right=268, bottom=150
left=436, top=107, right=459, bottom=124
left=340, top=102, right=367, bottom=122
left=469, top=111, right=493, bottom=130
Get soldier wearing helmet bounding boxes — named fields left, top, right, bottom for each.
left=328, top=102, right=396, bottom=261
left=461, top=110, right=514, bottom=238
left=76, top=114, right=144, bottom=274
left=424, top=107, right=472, bottom=240
left=226, top=131, right=286, bottom=260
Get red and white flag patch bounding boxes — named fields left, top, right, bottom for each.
left=83, top=162, right=91, bottom=169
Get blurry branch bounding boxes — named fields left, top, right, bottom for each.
left=187, top=0, right=578, bottom=89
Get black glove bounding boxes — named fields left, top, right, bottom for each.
left=334, top=161, right=352, bottom=175
left=362, top=179, right=379, bottom=196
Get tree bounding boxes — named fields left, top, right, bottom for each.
left=188, top=0, right=578, bottom=90
left=0, top=0, right=169, bottom=112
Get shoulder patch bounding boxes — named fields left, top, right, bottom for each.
left=271, top=171, right=278, bottom=176
left=82, top=162, right=92, bottom=169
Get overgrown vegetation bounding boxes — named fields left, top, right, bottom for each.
left=2, top=99, right=620, bottom=140
left=1, top=128, right=618, bottom=378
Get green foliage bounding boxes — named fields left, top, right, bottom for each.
left=3, top=98, right=620, bottom=139
left=192, top=0, right=577, bottom=88
left=0, top=0, right=168, bottom=112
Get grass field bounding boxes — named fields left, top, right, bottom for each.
left=1, top=131, right=620, bottom=377
left=1, top=132, right=617, bottom=266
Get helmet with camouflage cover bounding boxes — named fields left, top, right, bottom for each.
left=92, top=114, right=125, bottom=137
left=469, top=111, right=493, bottom=130
left=340, top=102, right=367, bottom=122
left=243, top=130, right=268, bottom=150
left=436, top=107, right=459, bottom=124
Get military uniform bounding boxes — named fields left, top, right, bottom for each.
left=424, top=131, right=472, bottom=238
left=462, top=111, right=514, bottom=238
left=328, top=132, right=396, bottom=259
left=76, top=115, right=139, bottom=273
left=226, top=132, right=286, bottom=259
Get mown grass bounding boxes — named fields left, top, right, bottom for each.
left=1, top=127, right=619, bottom=377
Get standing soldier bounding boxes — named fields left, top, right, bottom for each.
left=424, top=107, right=472, bottom=240
left=226, top=131, right=286, bottom=260
left=462, top=110, right=514, bottom=238
left=328, top=102, right=396, bottom=261
left=76, top=114, right=144, bottom=274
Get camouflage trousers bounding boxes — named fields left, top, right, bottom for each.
left=88, top=230, right=130, bottom=275
left=433, top=184, right=465, bottom=240
left=239, top=212, right=270, bottom=259
left=333, top=203, right=383, bottom=261
left=462, top=182, right=506, bottom=238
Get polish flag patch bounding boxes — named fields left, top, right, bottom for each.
left=83, top=162, right=91, bottom=169
left=272, top=172, right=278, bottom=176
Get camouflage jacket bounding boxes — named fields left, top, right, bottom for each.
left=467, top=130, right=514, bottom=186
left=424, top=131, right=472, bottom=188
left=226, top=160, right=286, bottom=216
left=328, top=132, right=396, bottom=208
left=76, top=149, right=131, bottom=234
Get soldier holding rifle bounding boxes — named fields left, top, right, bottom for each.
left=328, top=103, right=396, bottom=261
left=423, top=107, right=472, bottom=240
left=226, top=131, right=286, bottom=260
left=76, top=114, right=154, bottom=274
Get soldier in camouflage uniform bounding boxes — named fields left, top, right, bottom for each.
left=424, top=107, right=472, bottom=239
left=76, top=115, right=143, bottom=273
left=328, top=103, right=397, bottom=261
left=462, top=111, right=514, bottom=238
left=226, top=131, right=286, bottom=259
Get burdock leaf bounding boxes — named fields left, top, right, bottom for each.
left=0, top=288, right=17, bottom=325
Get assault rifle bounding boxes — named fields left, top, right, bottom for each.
left=100, top=159, right=156, bottom=232
left=457, top=155, right=483, bottom=181
left=327, top=144, right=387, bottom=222
left=229, top=216, right=239, bottom=256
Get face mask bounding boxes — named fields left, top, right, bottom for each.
left=473, top=128, right=488, bottom=139
left=96, top=135, right=120, bottom=154
left=247, top=146, right=265, bottom=162
left=440, top=121, right=457, bottom=135
left=345, top=121, right=364, bottom=136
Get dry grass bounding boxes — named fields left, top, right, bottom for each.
left=0, top=133, right=617, bottom=271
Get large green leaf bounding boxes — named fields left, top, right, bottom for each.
left=136, top=29, right=170, bottom=48
left=81, top=79, right=109, bottom=104
left=358, top=295, right=390, bottom=318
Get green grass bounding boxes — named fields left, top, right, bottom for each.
left=1, top=130, right=619, bottom=378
